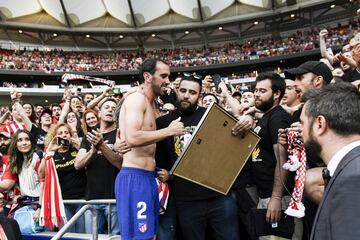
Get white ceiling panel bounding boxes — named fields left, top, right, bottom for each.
left=201, top=0, right=234, bottom=17
left=39, top=0, right=66, bottom=24
left=131, top=0, right=170, bottom=24
left=0, top=0, right=42, bottom=18
left=169, top=0, right=198, bottom=19
left=238, top=0, right=267, bottom=8
left=63, top=0, right=106, bottom=24
left=104, top=0, right=131, bottom=24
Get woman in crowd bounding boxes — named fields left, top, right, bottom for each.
left=42, top=123, right=85, bottom=233
left=66, top=111, right=84, bottom=138
left=81, top=108, right=99, bottom=135
left=0, top=130, right=44, bottom=221
left=22, top=103, right=37, bottom=126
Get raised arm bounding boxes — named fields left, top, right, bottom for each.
left=319, top=29, right=334, bottom=64
left=87, top=87, right=112, bottom=110
left=58, top=88, right=72, bottom=123
left=10, top=91, right=32, bottom=131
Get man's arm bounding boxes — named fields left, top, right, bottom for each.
left=0, top=179, right=16, bottom=192
left=86, top=129, right=123, bottom=169
left=319, top=29, right=334, bottom=64
left=74, top=148, right=96, bottom=170
left=124, top=93, right=186, bottom=147
left=266, top=144, right=288, bottom=223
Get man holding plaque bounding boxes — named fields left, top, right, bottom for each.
left=156, top=74, right=254, bottom=240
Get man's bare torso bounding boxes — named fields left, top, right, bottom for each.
left=119, top=91, right=157, bottom=171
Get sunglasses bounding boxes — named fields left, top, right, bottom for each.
left=183, top=72, right=202, bottom=80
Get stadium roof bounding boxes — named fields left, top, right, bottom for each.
left=0, top=0, right=353, bottom=49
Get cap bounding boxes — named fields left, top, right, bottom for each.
left=284, top=61, right=333, bottom=84
left=0, top=125, right=10, bottom=139
left=39, top=108, right=53, bottom=120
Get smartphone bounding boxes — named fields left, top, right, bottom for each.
left=108, top=88, right=121, bottom=96
left=212, top=74, right=222, bottom=90
left=57, top=137, right=70, bottom=147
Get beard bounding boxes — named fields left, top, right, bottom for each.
left=176, top=100, right=198, bottom=115
left=304, top=133, right=324, bottom=166
left=0, top=144, right=9, bottom=155
left=256, top=96, right=274, bottom=112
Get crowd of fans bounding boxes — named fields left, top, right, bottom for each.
left=0, top=12, right=359, bottom=240
left=0, top=21, right=359, bottom=73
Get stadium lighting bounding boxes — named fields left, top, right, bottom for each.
left=330, top=4, right=335, bottom=8
left=86, top=34, right=90, bottom=38
left=151, top=33, right=156, bottom=37
left=45, top=99, right=48, bottom=103
left=18, top=30, right=23, bottom=34
left=185, top=31, right=190, bottom=34
left=119, top=35, right=124, bottom=38
left=218, top=26, right=223, bottom=31
left=53, top=33, right=57, bottom=37
left=254, top=21, right=258, bottom=25
left=290, top=14, right=295, bottom=18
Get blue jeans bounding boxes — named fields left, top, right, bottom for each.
left=64, top=204, right=85, bottom=233
left=158, top=196, right=177, bottom=240
left=176, top=194, right=239, bottom=240
left=84, top=204, right=119, bottom=234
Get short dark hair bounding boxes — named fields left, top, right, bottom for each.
left=203, top=93, right=219, bottom=103
left=139, top=58, right=167, bottom=83
left=256, top=71, right=286, bottom=100
left=303, top=82, right=360, bottom=136
left=179, top=76, right=202, bottom=91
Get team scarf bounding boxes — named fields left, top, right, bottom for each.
left=156, top=178, right=169, bottom=215
left=39, top=151, right=67, bottom=229
left=283, top=130, right=307, bottom=218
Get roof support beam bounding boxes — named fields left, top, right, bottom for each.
left=197, top=0, right=204, bottom=22
left=59, top=0, right=72, bottom=28
left=127, top=0, right=138, bottom=28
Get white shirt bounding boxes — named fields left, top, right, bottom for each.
left=327, top=140, right=360, bottom=176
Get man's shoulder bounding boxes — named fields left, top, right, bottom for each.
left=269, top=105, right=291, bottom=120
left=123, top=91, right=147, bottom=106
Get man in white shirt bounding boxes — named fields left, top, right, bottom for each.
left=299, top=82, right=360, bottom=240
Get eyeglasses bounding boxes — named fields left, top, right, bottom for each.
left=183, top=72, right=202, bottom=80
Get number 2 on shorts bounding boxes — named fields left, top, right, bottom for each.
left=137, top=201, right=147, bottom=219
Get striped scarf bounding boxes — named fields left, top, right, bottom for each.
left=5, top=121, right=25, bottom=137
left=39, top=151, right=67, bottom=229
left=283, top=130, right=307, bottom=218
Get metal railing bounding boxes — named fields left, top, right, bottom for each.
left=51, top=199, right=116, bottom=240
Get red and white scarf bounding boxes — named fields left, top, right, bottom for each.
left=156, top=178, right=169, bottom=215
left=39, top=151, right=67, bottom=229
left=283, top=130, right=307, bottom=218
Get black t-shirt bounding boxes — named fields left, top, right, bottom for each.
left=251, top=106, right=291, bottom=198
left=342, top=69, right=360, bottom=83
left=31, top=125, right=47, bottom=150
left=80, top=129, right=119, bottom=200
left=156, top=107, right=223, bottom=201
left=54, top=147, right=86, bottom=199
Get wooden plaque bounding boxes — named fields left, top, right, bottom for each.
left=170, top=103, right=260, bottom=195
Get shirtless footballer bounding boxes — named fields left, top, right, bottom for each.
left=115, top=59, right=186, bottom=240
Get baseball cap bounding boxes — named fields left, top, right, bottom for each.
left=0, top=125, right=10, bottom=139
left=284, top=61, right=333, bottom=84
